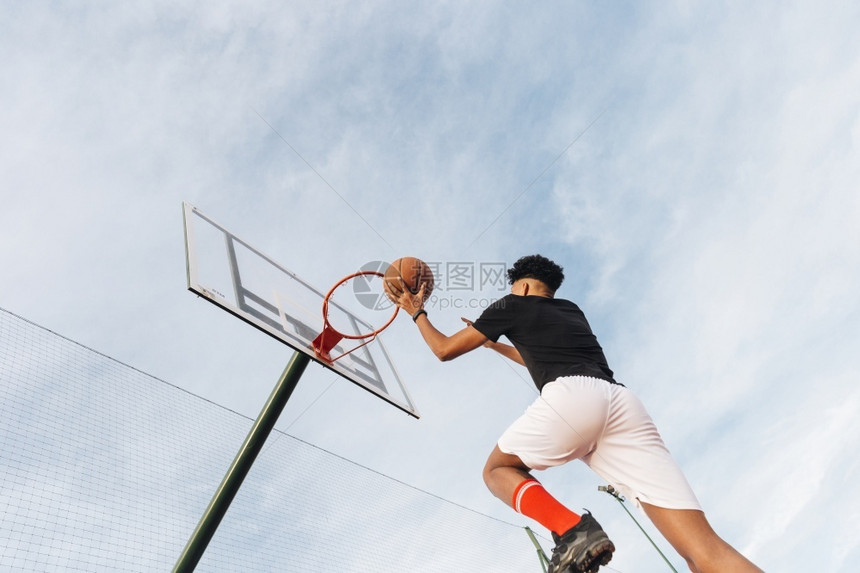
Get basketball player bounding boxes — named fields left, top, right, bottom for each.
left=387, top=255, right=762, bottom=573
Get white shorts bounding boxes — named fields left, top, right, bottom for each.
left=498, top=376, right=702, bottom=511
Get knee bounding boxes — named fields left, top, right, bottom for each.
left=482, top=448, right=505, bottom=488
left=482, top=446, right=532, bottom=492
left=680, top=554, right=700, bottom=573
left=482, top=454, right=517, bottom=492
left=672, top=535, right=716, bottom=571
left=679, top=537, right=742, bottom=573
left=481, top=459, right=496, bottom=488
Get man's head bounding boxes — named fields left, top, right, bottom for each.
left=506, top=255, right=564, bottom=294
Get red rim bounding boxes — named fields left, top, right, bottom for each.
left=320, top=270, right=399, bottom=341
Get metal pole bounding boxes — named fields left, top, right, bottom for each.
left=524, top=526, right=550, bottom=573
left=174, top=351, right=311, bottom=572
left=598, top=485, right=679, bottom=572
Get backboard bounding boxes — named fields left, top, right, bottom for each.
left=182, top=202, right=419, bottom=418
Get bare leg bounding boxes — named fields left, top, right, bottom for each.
left=640, top=502, right=763, bottom=573
left=482, top=445, right=533, bottom=507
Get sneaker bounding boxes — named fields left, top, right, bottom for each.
left=547, top=512, right=615, bottom=573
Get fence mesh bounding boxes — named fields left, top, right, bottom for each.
left=0, top=308, right=545, bottom=572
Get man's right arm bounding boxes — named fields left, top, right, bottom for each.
left=461, top=317, right=525, bottom=366
left=485, top=340, right=525, bottom=366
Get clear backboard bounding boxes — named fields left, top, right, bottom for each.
left=182, top=202, right=419, bottom=418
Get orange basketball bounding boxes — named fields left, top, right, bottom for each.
left=384, top=257, right=435, bottom=300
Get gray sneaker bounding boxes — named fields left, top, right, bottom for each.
left=547, top=512, right=615, bottom=573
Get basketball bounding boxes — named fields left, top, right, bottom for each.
left=384, top=257, right=435, bottom=300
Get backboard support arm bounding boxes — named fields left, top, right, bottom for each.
left=173, top=351, right=311, bottom=572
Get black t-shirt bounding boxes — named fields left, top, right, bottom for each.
left=472, top=294, right=616, bottom=391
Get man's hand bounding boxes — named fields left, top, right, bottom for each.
left=385, top=278, right=427, bottom=316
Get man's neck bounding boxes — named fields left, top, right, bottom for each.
left=513, top=279, right=554, bottom=298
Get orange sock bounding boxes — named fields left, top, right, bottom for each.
left=512, top=479, right=581, bottom=536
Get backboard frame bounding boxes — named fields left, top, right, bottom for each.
left=182, top=202, right=419, bottom=418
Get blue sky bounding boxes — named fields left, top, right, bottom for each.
left=2, top=1, right=859, bottom=571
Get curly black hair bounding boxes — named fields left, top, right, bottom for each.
left=506, top=254, right=565, bottom=292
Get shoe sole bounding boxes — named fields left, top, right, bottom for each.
left=575, top=540, right=615, bottom=573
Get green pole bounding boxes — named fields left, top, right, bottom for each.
left=598, top=485, right=679, bottom=572
left=524, top=526, right=550, bottom=572
left=174, top=351, right=311, bottom=572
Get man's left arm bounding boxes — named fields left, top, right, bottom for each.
left=460, top=317, right=525, bottom=366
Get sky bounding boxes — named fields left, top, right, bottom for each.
left=2, top=1, right=859, bottom=571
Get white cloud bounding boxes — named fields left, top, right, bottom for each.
left=742, top=381, right=860, bottom=559
left=2, top=1, right=859, bottom=570
left=544, top=3, right=860, bottom=570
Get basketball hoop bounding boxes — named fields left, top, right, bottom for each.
left=312, top=270, right=399, bottom=363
